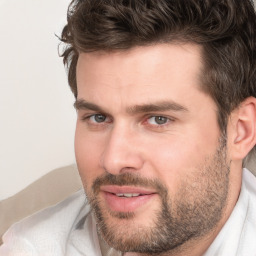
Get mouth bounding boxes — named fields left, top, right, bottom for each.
left=100, top=185, right=157, bottom=213
left=114, top=193, right=142, bottom=197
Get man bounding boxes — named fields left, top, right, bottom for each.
left=1, top=0, right=256, bottom=255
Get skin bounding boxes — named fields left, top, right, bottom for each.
left=74, top=44, right=243, bottom=256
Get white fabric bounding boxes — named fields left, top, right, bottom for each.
left=0, top=191, right=103, bottom=256
left=204, top=168, right=256, bottom=256
left=0, top=169, right=255, bottom=256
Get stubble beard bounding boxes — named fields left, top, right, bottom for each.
left=85, top=137, right=230, bottom=255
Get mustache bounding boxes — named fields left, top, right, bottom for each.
left=92, top=172, right=168, bottom=196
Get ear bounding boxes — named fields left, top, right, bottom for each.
left=228, top=97, right=256, bottom=160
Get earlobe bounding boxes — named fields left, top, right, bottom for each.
left=231, top=97, right=256, bottom=160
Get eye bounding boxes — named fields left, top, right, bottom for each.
left=147, top=116, right=169, bottom=125
left=89, top=114, right=107, bottom=123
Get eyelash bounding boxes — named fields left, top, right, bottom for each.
left=81, top=113, right=174, bottom=128
left=81, top=114, right=111, bottom=124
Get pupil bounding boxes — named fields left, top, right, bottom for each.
left=156, top=116, right=167, bottom=124
left=95, top=114, right=106, bottom=122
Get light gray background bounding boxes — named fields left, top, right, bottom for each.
left=0, top=0, right=76, bottom=200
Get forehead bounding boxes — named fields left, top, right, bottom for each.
left=76, top=43, right=203, bottom=81
left=76, top=44, right=207, bottom=109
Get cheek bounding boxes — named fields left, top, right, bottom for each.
left=144, top=140, right=191, bottom=194
left=75, top=124, right=104, bottom=184
left=146, top=130, right=220, bottom=192
left=147, top=136, right=202, bottom=171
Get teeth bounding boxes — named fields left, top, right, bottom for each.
left=116, top=193, right=140, bottom=197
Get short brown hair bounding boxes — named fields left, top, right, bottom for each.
left=60, top=0, right=256, bottom=155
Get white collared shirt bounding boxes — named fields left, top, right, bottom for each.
left=204, top=169, right=256, bottom=256
left=1, top=169, right=255, bottom=256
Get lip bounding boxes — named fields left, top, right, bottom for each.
left=100, top=185, right=157, bottom=213
left=101, top=185, right=156, bottom=195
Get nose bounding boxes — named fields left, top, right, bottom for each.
left=100, top=125, right=144, bottom=175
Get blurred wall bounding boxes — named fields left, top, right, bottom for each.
left=0, top=0, right=76, bottom=200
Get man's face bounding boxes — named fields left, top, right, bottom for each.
left=75, top=44, right=230, bottom=254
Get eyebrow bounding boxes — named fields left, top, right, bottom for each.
left=126, top=101, right=188, bottom=114
left=74, top=99, right=103, bottom=112
left=74, top=99, right=188, bottom=114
